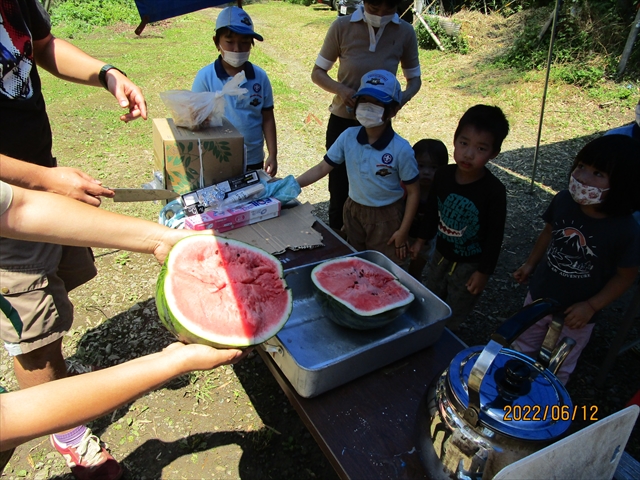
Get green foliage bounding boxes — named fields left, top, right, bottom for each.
left=49, top=0, right=139, bottom=36
left=494, top=2, right=640, bottom=86
left=282, top=0, right=315, bottom=6
left=415, top=17, right=469, bottom=54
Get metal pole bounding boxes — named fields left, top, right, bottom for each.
left=530, top=0, right=563, bottom=193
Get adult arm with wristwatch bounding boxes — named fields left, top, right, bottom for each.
left=33, top=33, right=147, bottom=122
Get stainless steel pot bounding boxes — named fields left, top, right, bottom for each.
left=418, top=299, right=576, bottom=480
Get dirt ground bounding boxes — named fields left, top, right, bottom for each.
left=1, top=4, right=639, bottom=480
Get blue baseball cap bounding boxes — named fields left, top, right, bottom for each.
left=353, top=70, right=402, bottom=105
left=215, top=6, right=263, bottom=42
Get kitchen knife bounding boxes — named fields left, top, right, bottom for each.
left=109, top=188, right=180, bottom=202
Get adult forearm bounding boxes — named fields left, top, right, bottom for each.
left=401, top=76, right=422, bottom=107
left=1, top=350, right=191, bottom=450
left=0, top=156, right=49, bottom=190
left=311, top=65, right=340, bottom=95
left=1, top=186, right=169, bottom=254
left=33, top=35, right=104, bottom=86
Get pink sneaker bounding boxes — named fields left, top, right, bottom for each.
left=50, top=429, right=123, bottom=480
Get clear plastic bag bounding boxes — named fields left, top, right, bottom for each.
left=160, top=71, right=248, bottom=130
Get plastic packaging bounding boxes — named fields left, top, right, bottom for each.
left=159, top=200, right=186, bottom=229
left=258, top=175, right=301, bottom=204
left=141, top=171, right=165, bottom=190
left=160, top=71, right=248, bottom=130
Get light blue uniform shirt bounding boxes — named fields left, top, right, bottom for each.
left=192, top=58, right=274, bottom=166
left=325, top=124, right=419, bottom=207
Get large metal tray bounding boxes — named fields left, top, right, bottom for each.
left=260, top=251, right=451, bottom=398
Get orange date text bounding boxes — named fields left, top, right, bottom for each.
left=503, top=404, right=599, bottom=422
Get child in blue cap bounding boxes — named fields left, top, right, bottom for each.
left=297, top=70, right=420, bottom=265
left=192, top=6, right=278, bottom=176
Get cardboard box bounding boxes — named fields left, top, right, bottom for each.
left=220, top=202, right=324, bottom=255
left=153, top=118, right=245, bottom=195
left=184, top=197, right=281, bottom=233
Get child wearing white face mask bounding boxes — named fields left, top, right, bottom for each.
left=512, top=135, right=640, bottom=384
left=296, top=70, right=420, bottom=265
left=192, top=6, right=278, bottom=176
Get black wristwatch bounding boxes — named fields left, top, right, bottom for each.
left=98, top=64, right=127, bottom=90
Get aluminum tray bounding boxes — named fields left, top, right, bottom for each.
left=261, top=250, right=451, bottom=398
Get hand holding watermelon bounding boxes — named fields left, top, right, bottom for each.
left=151, top=230, right=213, bottom=264
left=161, top=342, right=250, bottom=372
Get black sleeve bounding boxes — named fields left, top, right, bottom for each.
left=416, top=170, right=441, bottom=241
left=477, top=180, right=507, bottom=275
left=23, top=0, right=51, bottom=40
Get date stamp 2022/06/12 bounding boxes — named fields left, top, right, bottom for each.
left=503, top=404, right=599, bottom=422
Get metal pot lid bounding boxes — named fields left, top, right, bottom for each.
left=447, top=346, right=572, bottom=441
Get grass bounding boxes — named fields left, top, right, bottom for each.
left=44, top=3, right=636, bottom=203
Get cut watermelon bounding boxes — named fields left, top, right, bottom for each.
left=311, top=256, right=414, bottom=330
left=156, top=236, right=292, bottom=348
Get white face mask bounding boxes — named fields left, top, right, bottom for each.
left=356, top=102, right=386, bottom=128
left=569, top=175, right=609, bottom=205
left=363, top=11, right=394, bottom=28
left=221, top=49, right=250, bottom=68
left=635, top=103, right=640, bottom=127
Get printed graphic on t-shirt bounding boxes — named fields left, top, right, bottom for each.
left=437, top=194, right=481, bottom=256
left=547, top=222, right=596, bottom=279
left=0, top=1, right=34, bottom=99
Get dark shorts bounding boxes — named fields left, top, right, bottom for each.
left=424, top=249, right=481, bottom=330
left=0, top=238, right=96, bottom=355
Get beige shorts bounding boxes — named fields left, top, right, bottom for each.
left=0, top=238, right=96, bottom=355
left=343, top=198, right=405, bottom=264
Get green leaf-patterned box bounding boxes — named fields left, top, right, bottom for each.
left=153, top=118, right=245, bottom=195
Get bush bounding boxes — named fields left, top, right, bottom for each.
left=494, top=2, right=640, bottom=84
left=415, top=17, right=469, bottom=54
left=282, top=0, right=316, bottom=6
left=49, top=0, right=139, bottom=36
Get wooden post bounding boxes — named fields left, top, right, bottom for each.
left=617, top=8, right=640, bottom=79
left=415, top=11, right=445, bottom=51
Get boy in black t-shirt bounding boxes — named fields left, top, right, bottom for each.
left=410, top=105, right=509, bottom=331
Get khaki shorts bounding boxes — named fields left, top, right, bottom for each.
left=0, top=238, right=96, bottom=355
left=343, top=198, right=405, bottom=264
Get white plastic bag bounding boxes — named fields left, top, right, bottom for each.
left=160, top=71, right=248, bottom=130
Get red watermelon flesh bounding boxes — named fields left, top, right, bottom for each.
left=311, top=256, right=414, bottom=329
left=156, top=236, right=292, bottom=347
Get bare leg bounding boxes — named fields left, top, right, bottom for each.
left=13, top=337, right=68, bottom=389
left=14, top=338, right=74, bottom=434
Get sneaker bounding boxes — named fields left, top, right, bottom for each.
left=50, top=429, right=123, bottom=480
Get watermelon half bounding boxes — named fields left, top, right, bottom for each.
left=156, top=236, right=292, bottom=348
left=310, top=256, right=415, bottom=330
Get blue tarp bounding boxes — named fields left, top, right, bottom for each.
left=134, top=0, right=232, bottom=33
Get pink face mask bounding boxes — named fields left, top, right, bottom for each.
left=569, top=175, right=609, bottom=205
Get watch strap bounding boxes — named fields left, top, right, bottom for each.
left=98, top=64, right=127, bottom=90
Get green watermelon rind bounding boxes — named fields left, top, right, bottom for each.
left=310, top=257, right=414, bottom=330
left=155, top=236, right=292, bottom=348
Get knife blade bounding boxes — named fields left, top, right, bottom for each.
left=109, top=188, right=180, bottom=202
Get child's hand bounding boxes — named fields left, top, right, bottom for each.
left=563, top=302, right=594, bottom=329
left=409, top=240, right=424, bottom=260
left=513, top=263, right=534, bottom=284
left=466, top=271, right=488, bottom=295
left=264, top=155, right=278, bottom=177
left=387, top=231, right=409, bottom=260
left=163, top=342, right=250, bottom=372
